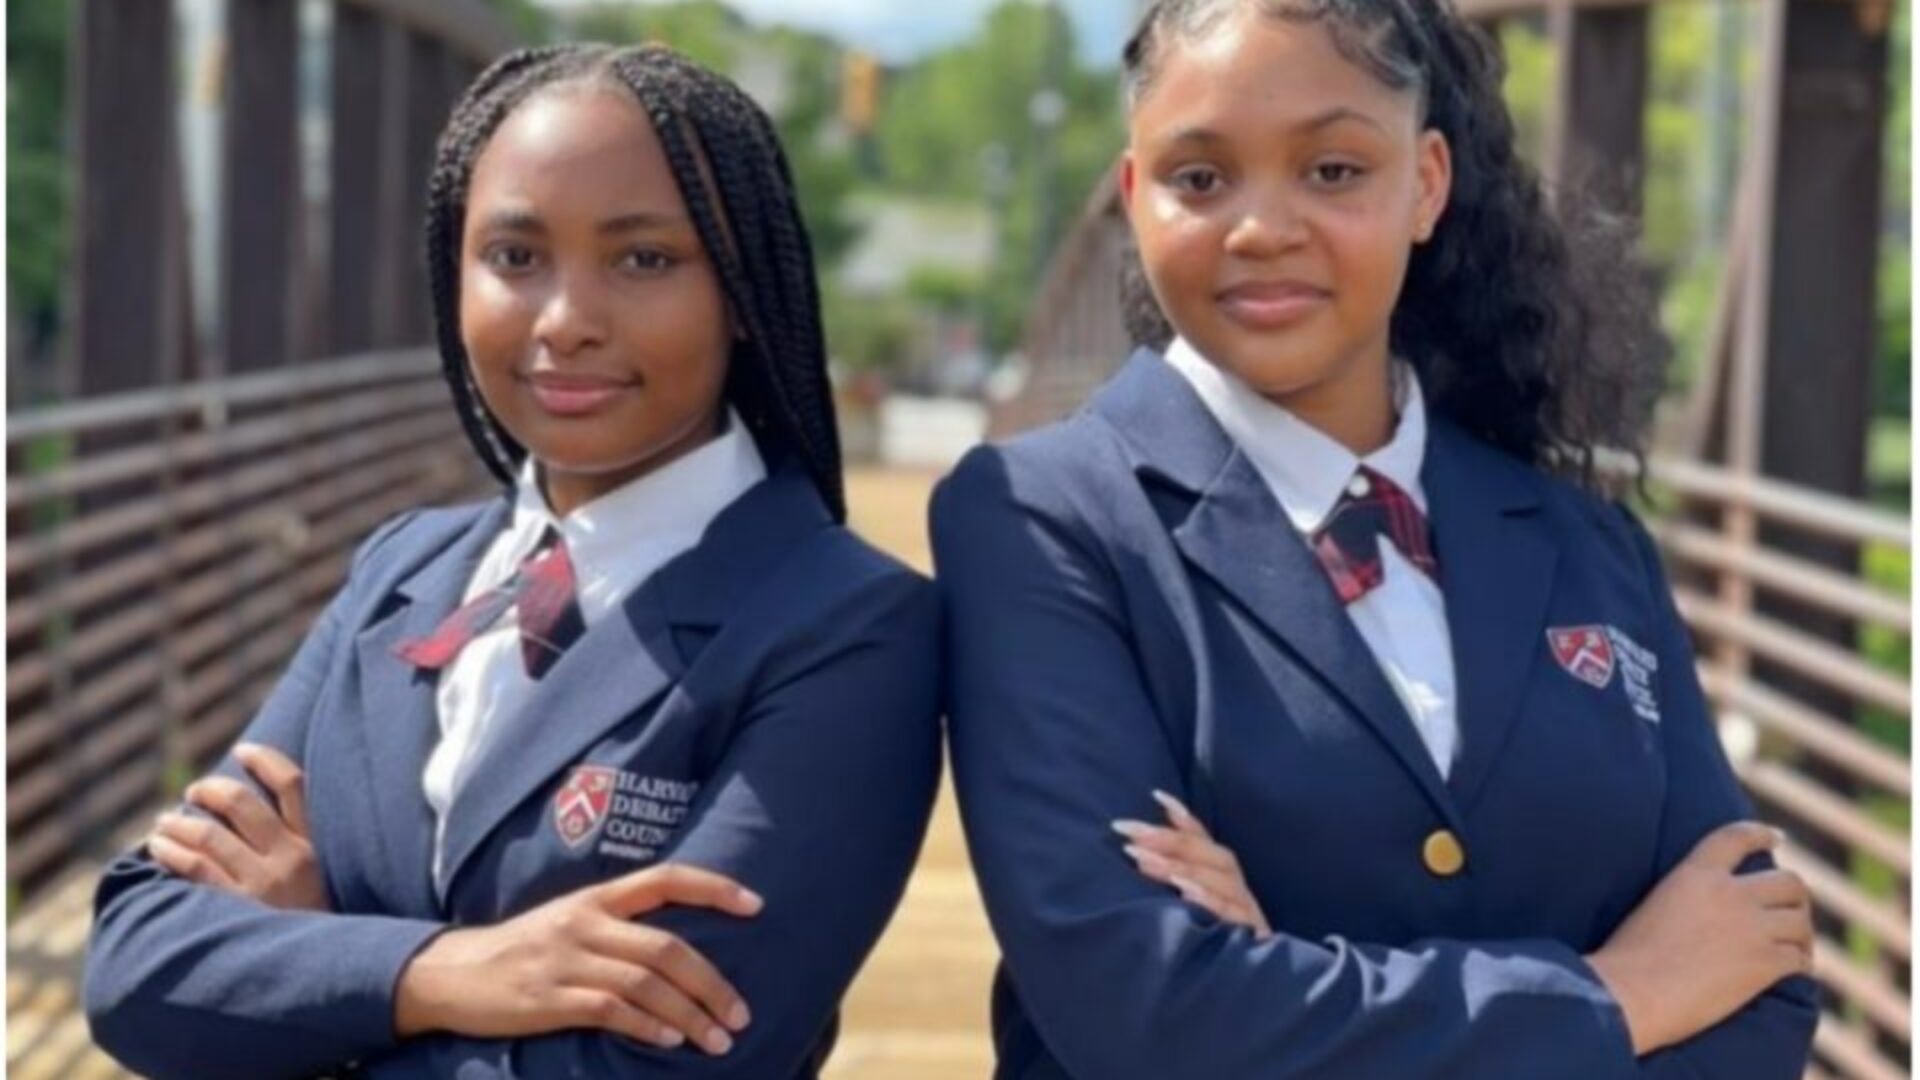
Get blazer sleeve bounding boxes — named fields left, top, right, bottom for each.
left=929, top=445, right=1643, bottom=1080
left=83, top=512, right=450, bottom=1080
left=1619, top=508, right=1820, bottom=1079
left=355, top=569, right=944, bottom=1078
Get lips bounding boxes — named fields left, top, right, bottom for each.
left=1217, top=281, right=1330, bottom=330
left=520, top=371, right=640, bottom=417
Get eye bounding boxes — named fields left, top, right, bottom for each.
left=481, top=243, right=540, bottom=273
left=618, top=248, right=676, bottom=274
left=1309, top=161, right=1367, bottom=187
left=1169, top=164, right=1226, bottom=197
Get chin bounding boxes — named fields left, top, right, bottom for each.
left=1195, top=335, right=1329, bottom=398
left=531, top=447, right=660, bottom=478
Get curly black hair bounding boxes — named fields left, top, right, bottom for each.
left=1121, top=0, right=1664, bottom=487
left=423, top=42, right=846, bottom=520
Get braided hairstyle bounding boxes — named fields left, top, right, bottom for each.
left=424, top=43, right=846, bottom=519
left=1120, top=0, right=1663, bottom=487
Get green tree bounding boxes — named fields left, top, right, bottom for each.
left=762, top=26, right=862, bottom=265
left=873, top=0, right=1124, bottom=351
left=1877, top=0, right=1909, bottom=424
left=557, top=4, right=859, bottom=266
left=566, top=0, right=743, bottom=71
left=8, top=0, right=70, bottom=375
left=480, top=0, right=555, bottom=45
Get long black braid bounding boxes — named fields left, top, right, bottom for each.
left=424, top=43, right=846, bottom=520
left=1120, top=0, right=1663, bottom=488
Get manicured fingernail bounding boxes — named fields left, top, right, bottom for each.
left=728, top=1003, right=751, bottom=1031
left=705, top=1028, right=733, bottom=1054
left=1111, top=820, right=1150, bottom=839
left=1125, top=845, right=1169, bottom=873
left=658, top=1029, right=685, bottom=1048
left=1151, top=790, right=1190, bottom=819
left=737, top=888, right=764, bottom=913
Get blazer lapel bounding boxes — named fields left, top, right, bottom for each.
left=1096, top=352, right=1461, bottom=827
left=435, top=464, right=834, bottom=903
left=435, top=572, right=682, bottom=904
left=348, top=498, right=510, bottom=914
left=1424, top=420, right=1559, bottom=811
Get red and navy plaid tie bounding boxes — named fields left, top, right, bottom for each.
left=1309, top=466, right=1440, bottom=605
left=395, top=527, right=586, bottom=679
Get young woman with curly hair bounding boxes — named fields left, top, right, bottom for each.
left=931, top=3, right=1818, bottom=1076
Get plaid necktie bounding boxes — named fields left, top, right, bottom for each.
left=1309, top=466, right=1440, bottom=605
left=395, top=526, right=586, bottom=679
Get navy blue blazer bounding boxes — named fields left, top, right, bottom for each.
left=86, top=463, right=943, bottom=1079
left=931, top=350, right=1817, bottom=1080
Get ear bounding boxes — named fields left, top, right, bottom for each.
left=1412, top=129, right=1452, bottom=244
left=1119, top=152, right=1138, bottom=210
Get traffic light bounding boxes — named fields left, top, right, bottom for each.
left=842, top=51, right=881, bottom=134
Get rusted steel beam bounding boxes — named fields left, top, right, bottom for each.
left=330, top=3, right=390, bottom=356
left=1675, top=587, right=1910, bottom=716
left=222, top=0, right=302, bottom=372
left=7, top=350, right=442, bottom=443
left=1653, top=520, right=1910, bottom=632
left=1700, top=666, right=1911, bottom=796
left=1776, top=839, right=1912, bottom=958
left=1753, top=3, right=1889, bottom=509
left=1638, top=453, right=1910, bottom=547
left=1547, top=4, right=1649, bottom=218
left=6, top=382, right=449, bottom=508
left=69, top=0, right=183, bottom=397
left=337, top=0, right=518, bottom=66
left=1745, top=3, right=1892, bottom=908
left=396, top=32, right=456, bottom=343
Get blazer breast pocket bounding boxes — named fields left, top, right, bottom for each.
left=1541, top=622, right=1665, bottom=740
left=1501, top=621, right=1668, bottom=847
left=548, top=760, right=704, bottom=870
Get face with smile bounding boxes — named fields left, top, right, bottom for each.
left=460, top=83, right=733, bottom=516
left=1122, top=8, right=1451, bottom=450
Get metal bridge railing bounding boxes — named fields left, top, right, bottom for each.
left=1623, top=454, right=1911, bottom=1080
left=6, top=351, right=492, bottom=897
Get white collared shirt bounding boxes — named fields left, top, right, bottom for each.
left=1165, top=338, right=1459, bottom=778
left=423, top=410, right=767, bottom=887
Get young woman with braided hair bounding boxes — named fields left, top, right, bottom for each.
left=86, top=43, right=940, bottom=1079
left=933, top=1, right=1818, bottom=1076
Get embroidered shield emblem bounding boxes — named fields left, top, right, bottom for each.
left=1547, top=625, right=1616, bottom=689
left=553, top=765, right=617, bottom=849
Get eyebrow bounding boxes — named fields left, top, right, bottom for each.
left=473, top=209, right=690, bottom=234
left=1296, top=106, right=1390, bottom=135
left=1156, top=106, right=1391, bottom=148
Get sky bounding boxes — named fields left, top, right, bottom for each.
left=536, top=0, right=1139, bottom=65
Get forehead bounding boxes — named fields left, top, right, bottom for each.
left=1132, top=11, right=1416, bottom=140
left=467, top=85, right=685, bottom=213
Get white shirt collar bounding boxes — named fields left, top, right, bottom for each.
left=1164, top=336, right=1428, bottom=534
left=503, top=407, right=767, bottom=612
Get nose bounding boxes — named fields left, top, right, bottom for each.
left=1223, top=193, right=1308, bottom=258
left=531, top=268, right=610, bottom=357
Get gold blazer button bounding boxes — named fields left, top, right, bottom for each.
left=1423, top=829, right=1466, bottom=877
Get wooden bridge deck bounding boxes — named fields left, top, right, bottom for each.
left=5, top=466, right=998, bottom=1079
